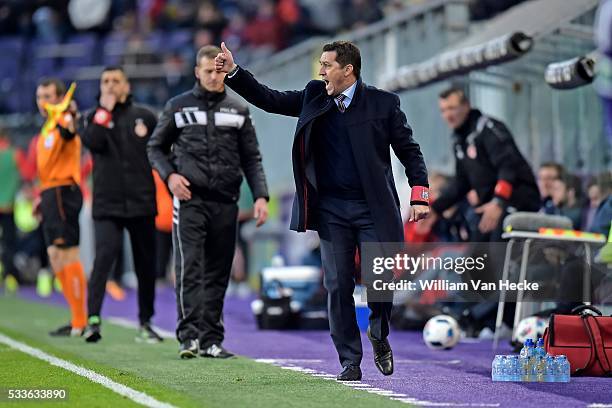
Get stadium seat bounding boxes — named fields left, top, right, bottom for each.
left=0, top=37, right=25, bottom=113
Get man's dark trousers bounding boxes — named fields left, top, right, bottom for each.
left=173, top=194, right=238, bottom=348
left=88, top=216, right=156, bottom=324
left=318, top=196, right=392, bottom=368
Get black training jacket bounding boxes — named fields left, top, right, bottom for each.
left=81, top=96, right=157, bottom=219
left=432, top=109, right=540, bottom=213
left=147, top=84, right=268, bottom=203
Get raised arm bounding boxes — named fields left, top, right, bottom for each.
left=215, top=42, right=304, bottom=117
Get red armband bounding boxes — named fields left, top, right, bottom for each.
left=410, top=186, right=430, bottom=205
left=93, top=108, right=112, bottom=128
left=494, top=180, right=512, bottom=200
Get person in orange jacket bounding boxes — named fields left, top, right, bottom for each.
left=34, top=78, right=87, bottom=337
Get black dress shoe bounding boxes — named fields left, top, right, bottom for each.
left=336, top=365, right=362, bottom=381
left=367, top=327, right=393, bottom=376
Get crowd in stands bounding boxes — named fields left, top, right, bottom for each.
left=405, top=166, right=612, bottom=245
left=0, top=0, right=529, bottom=114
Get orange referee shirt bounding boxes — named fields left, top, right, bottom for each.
left=36, top=113, right=81, bottom=191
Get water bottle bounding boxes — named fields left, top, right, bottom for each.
left=555, top=356, right=571, bottom=382
left=491, top=355, right=503, bottom=381
left=544, top=355, right=556, bottom=382
left=500, top=356, right=513, bottom=381
left=519, top=339, right=535, bottom=381
left=535, top=338, right=546, bottom=358
left=535, top=356, right=546, bottom=382
left=508, top=355, right=521, bottom=382
left=519, top=338, right=534, bottom=359
left=519, top=355, right=528, bottom=381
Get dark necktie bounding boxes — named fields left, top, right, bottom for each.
left=335, top=94, right=346, bottom=113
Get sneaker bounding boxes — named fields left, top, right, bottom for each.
left=200, top=344, right=235, bottom=359
left=49, top=324, right=83, bottom=337
left=84, top=316, right=102, bottom=343
left=179, top=339, right=199, bottom=359
left=135, top=323, right=163, bottom=344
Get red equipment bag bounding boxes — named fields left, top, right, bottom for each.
left=543, top=305, right=612, bottom=376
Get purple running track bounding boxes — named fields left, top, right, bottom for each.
left=18, top=287, right=612, bottom=407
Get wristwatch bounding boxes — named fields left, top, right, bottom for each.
left=227, top=65, right=239, bottom=78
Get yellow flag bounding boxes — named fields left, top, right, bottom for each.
left=41, top=82, right=77, bottom=137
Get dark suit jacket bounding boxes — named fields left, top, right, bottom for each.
left=225, top=67, right=428, bottom=242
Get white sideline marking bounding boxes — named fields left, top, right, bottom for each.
left=256, top=359, right=500, bottom=407
left=589, top=405, right=612, bottom=407
left=255, top=358, right=323, bottom=364
left=99, top=320, right=500, bottom=408
left=0, top=332, right=176, bottom=408
left=395, top=359, right=461, bottom=365
left=107, top=317, right=174, bottom=339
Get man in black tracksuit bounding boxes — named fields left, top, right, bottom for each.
left=81, top=66, right=162, bottom=343
left=432, top=87, right=540, bottom=239
left=147, top=46, right=269, bottom=359
left=433, top=87, right=540, bottom=333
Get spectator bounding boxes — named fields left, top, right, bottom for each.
left=342, top=0, right=384, bottom=31
left=194, top=1, right=227, bottom=43
left=583, top=179, right=605, bottom=231
left=244, top=0, right=283, bottom=52
left=221, top=11, right=248, bottom=53
left=550, top=175, right=583, bottom=229
left=538, top=162, right=565, bottom=214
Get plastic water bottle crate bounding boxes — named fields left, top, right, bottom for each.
left=492, top=338, right=570, bottom=382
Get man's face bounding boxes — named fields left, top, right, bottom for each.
left=100, top=70, right=130, bottom=102
left=319, top=51, right=352, bottom=96
left=551, top=179, right=567, bottom=207
left=588, top=184, right=602, bottom=207
left=538, top=166, right=559, bottom=198
left=439, top=93, right=470, bottom=130
left=36, top=84, right=62, bottom=117
left=195, top=57, right=225, bottom=93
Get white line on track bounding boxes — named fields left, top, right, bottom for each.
left=105, top=318, right=499, bottom=407
left=107, top=317, right=175, bottom=339
left=395, top=359, right=462, bottom=365
left=255, top=359, right=500, bottom=407
left=0, top=332, right=177, bottom=408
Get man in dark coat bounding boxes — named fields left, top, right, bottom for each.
left=81, top=66, right=162, bottom=344
left=215, top=40, right=430, bottom=380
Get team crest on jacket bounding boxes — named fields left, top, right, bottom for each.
left=467, top=144, right=477, bottom=159
left=134, top=119, right=148, bottom=137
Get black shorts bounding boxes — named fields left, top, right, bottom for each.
left=40, top=184, right=83, bottom=248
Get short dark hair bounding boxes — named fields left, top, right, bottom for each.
left=322, top=41, right=361, bottom=79
left=439, top=86, right=469, bottom=103
left=539, top=162, right=565, bottom=179
left=196, top=45, right=222, bottom=64
left=37, top=77, right=66, bottom=97
left=102, top=65, right=127, bottom=79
